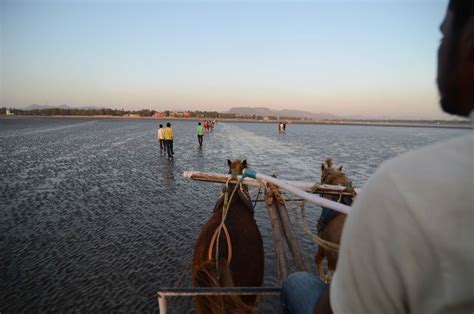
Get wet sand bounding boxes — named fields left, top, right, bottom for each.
left=1, top=118, right=469, bottom=312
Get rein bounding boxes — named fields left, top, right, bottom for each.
left=207, top=175, right=243, bottom=268
left=208, top=224, right=232, bottom=263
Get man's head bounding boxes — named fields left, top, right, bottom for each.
left=437, top=0, right=474, bottom=117
left=159, top=124, right=163, bottom=128
left=167, top=122, right=171, bottom=127
left=198, top=122, right=201, bottom=125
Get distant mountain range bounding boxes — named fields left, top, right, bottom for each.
left=226, top=107, right=445, bottom=120
left=227, top=107, right=340, bottom=120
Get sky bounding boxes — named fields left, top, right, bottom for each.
left=1, top=0, right=452, bottom=119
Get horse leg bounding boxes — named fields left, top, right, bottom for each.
left=324, top=251, right=338, bottom=284
left=315, top=247, right=326, bottom=281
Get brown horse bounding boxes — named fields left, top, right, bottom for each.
left=192, top=159, right=264, bottom=313
left=315, top=158, right=354, bottom=284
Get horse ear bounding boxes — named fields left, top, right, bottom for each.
left=242, top=160, right=247, bottom=167
left=339, top=166, right=343, bottom=172
left=321, top=163, right=325, bottom=171
left=227, top=159, right=232, bottom=167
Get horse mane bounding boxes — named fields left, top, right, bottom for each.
left=193, top=259, right=252, bottom=314
left=325, top=158, right=333, bottom=168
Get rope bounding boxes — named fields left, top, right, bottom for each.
left=175, top=260, right=192, bottom=288
left=310, top=184, right=320, bottom=193
left=253, top=186, right=262, bottom=208
left=208, top=224, right=232, bottom=262
left=289, top=200, right=340, bottom=253
left=208, top=177, right=241, bottom=271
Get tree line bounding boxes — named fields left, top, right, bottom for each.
left=0, top=107, right=220, bottom=118
left=0, top=107, right=305, bottom=121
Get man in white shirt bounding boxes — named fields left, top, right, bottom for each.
left=157, top=124, right=166, bottom=152
left=281, top=0, right=473, bottom=313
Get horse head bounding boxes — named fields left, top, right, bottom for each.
left=320, top=158, right=348, bottom=186
left=227, top=159, right=247, bottom=177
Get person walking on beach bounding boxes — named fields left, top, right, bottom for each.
left=281, top=1, right=474, bottom=313
left=278, top=122, right=284, bottom=133
left=196, top=122, right=204, bottom=148
left=157, top=124, right=166, bottom=152
left=163, top=122, right=174, bottom=159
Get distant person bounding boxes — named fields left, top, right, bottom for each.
left=281, top=1, right=474, bottom=313
left=163, top=122, right=174, bottom=159
left=157, top=124, right=166, bottom=152
left=283, top=123, right=286, bottom=131
left=204, top=120, right=209, bottom=132
left=196, top=122, right=204, bottom=147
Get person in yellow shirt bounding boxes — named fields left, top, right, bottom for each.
left=163, top=122, right=174, bottom=159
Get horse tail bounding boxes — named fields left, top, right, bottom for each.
left=193, top=259, right=252, bottom=314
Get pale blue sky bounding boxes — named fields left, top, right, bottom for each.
left=1, top=0, right=450, bottom=118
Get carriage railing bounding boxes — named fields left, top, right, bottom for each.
left=157, top=287, right=281, bottom=314
left=183, top=170, right=356, bottom=214
left=183, top=171, right=358, bottom=196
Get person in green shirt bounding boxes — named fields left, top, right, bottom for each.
left=196, top=122, right=204, bottom=148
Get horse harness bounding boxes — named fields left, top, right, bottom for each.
left=317, top=193, right=354, bottom=234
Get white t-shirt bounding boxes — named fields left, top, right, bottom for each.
left=331, top=132, right=474, bottom=314
left=158, top=128, right=164, bottom=140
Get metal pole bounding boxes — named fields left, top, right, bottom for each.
left=243, top=169, right=351, bottom=215
left=157, top=285, right=281, bottom=312
left=158, top=293, right=167, bottom=314
left=157, top=286, right=281, bottom=296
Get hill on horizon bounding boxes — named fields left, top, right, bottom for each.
left=227, top=107, right=340, bottom=120
left=226, top=107, right=457, bottom=121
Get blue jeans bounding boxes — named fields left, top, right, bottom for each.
left=281, top=272, right=328, bottom=314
